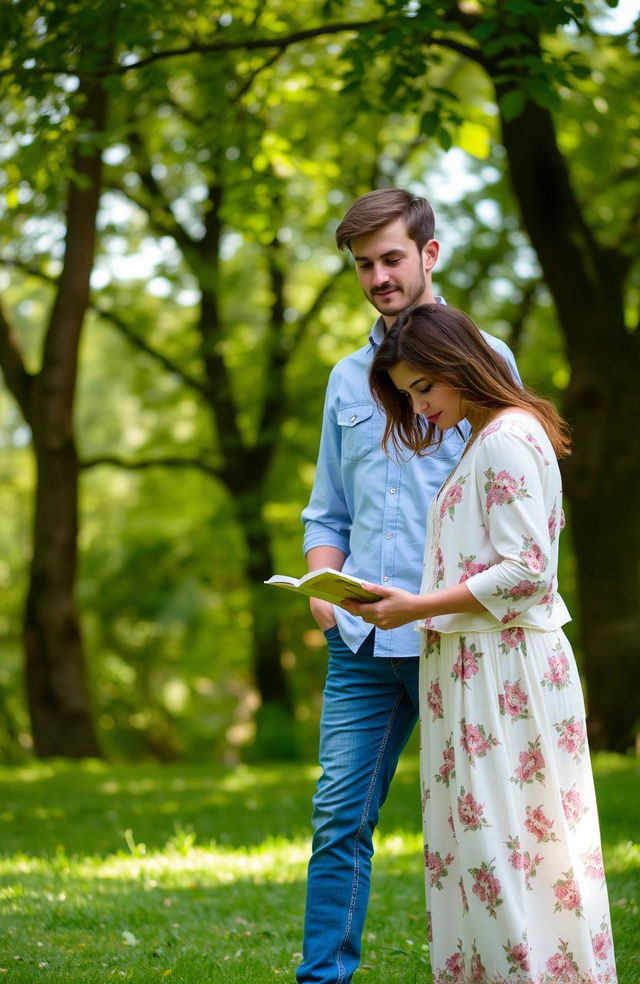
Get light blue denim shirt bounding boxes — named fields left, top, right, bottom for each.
left=301, top=313, right=521, bottom=658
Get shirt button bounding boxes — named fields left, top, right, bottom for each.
left=389, top=487, right=396, bottom=494
left=385, top=532, right=392, bottom=539
left=383, top=576, right=390, bottom=582
left=350, top=414, right=357, bottom=423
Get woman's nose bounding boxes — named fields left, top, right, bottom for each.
left=412, top=394, right=427, bottom=414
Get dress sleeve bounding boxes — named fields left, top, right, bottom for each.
left=463, top=425, right=555, bottom=623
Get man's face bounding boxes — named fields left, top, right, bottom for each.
left=350, top=217, right=439, bottom=325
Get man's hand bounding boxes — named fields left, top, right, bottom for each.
left=342, top=583, right=422, bottom=630
left=310, top=597, right=338, bottom=632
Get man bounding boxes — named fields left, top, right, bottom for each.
left=297, top=189, right=520, bottom=984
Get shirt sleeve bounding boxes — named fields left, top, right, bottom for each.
left=301, top=370, right=352, bottom=557
left=463, top=426, right=554, bottom=622
left=481, top=331, right=522, bottom=386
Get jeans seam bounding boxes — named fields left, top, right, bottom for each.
left=335, top=687, right=404, bottom=983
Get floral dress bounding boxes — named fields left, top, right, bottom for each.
left=418, top=413, right=617, bottom=984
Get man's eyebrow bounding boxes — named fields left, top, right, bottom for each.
left=353, top=247, right=407, bottom=262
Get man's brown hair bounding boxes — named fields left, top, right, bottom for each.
left=336, top=188, right=435, bottom=253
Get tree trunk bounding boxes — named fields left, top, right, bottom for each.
left=21, top=79, right=108, bottom=757
left=226, top=472, right=297, bottom=758
left=25, top=439, right=101, bottom=757
left=497, top=95, right=640, bottom=751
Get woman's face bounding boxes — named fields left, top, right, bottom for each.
left=388, top=360, right=463, bottom=431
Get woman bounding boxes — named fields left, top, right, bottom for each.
left=343, top=304, right=617, bottom=983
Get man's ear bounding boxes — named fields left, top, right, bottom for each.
left=422, top=239, right=440, bottom=273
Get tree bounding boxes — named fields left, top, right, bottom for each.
left=0, top=0, right=428, bottom=756
left=0, top=64, right=109, bottom=755
left=335, top=0, right=640, bottom=750
left=3, top=0, right=637, bottom=755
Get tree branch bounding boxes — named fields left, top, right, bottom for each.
left=94, top=306, right=209, bottom=398
left=0, top=295, right=33, bottom=419
left=1, top=20, right=383, bottom=81
left=80, top=454, right=222, bottom=477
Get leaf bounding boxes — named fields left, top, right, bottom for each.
left=437, top=127, right=452, bottom=151
left=499, top=89, right=527, bottom=122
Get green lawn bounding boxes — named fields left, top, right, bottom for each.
left=0, top=750, right=638, bottom=983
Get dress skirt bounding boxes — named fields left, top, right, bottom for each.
left=419, top=626, right=617, bottom=984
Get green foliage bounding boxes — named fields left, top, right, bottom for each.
left=1, top=0, right=638, bottom=760
left=0, top=753, right=638, bottom=981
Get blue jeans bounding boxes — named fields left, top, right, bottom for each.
left=297, top=626, right=420, bottom=984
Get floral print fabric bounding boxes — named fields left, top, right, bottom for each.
left=419, top=414, right=617, bottom=983
left=418, top=415, right=569, bottom=635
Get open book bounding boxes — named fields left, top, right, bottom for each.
left=264, top=568, right=382, bottom=605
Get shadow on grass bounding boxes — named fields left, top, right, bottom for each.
left=0, top=751, right=638, bottom=983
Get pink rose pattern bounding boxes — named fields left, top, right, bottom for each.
left=425, top=847, right=455, bottom=889
left=541, top=639, right=570, bottom=690
left=457, top=552, right=489, bottom=582
left=519, top=534, right=548, bottom=574
left=426, top=678, right=444, bottom=721
left=433, top=546, right=445, bottom=588
left=440, top=474, right=468, bottom=520
left=458, top=877, right=469, bottom=914
left=484, top=466, right=530, bottom=512
left=539, top=939, right=587, bottom=984
left=537, top=575, right=556, bottom=615
left=525, top=804, right=559, bottom=843
left=468, top=858, right=503, bottom=918
left=457, top=787, right=490, bottom=832
left=419, top=417, right=616, bottom=984
left=435, top=734, right=456, bottom=787
left=459, top=719, right=499, bottom=766
left=553, top=868, right=583, bottom=917
left=504, top=933, right=530, bottom=974
left=562, top=785, right=589, bottom=830
left=498, top=678, right=529, bottom=722
left=493, top=577, right=541, bottom=602
left=592, top=918, right=614, bottom=962
left=525, top=430, right=550, bottom=465
left=498, top=626, right=527, bottom=658
left=480, top=418, right=504, bottom=441
left=582, top=847, right=605, bottom=883
left=500, top=606, right=522, bottom=624
left=505, top=833, right=543, bottom=890
left=451, top=637, right=484, bottom=688
left=555, top=716, right=587, bottom=762
left=424, top=629, right=441, bottom=659
left=511, top=735, right=546, bottom=789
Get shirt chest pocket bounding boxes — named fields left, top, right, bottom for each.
left=338, top=404, right=375, bottom=461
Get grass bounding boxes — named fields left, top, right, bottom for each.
left=0, top=747, right=638, bottom=983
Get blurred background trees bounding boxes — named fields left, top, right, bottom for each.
left=0, top=0, right=638, bottom=762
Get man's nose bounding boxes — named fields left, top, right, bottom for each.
left=372, top=264, right=390, bottom=285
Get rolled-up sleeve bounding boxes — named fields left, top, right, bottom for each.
left=301, top=372, right=352, bottom=557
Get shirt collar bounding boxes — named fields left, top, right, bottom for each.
left=368, top=296, right=445, bottom=349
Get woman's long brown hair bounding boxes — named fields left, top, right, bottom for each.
left=369, top=304, right=571, bottom=458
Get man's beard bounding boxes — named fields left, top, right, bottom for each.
left=369, top=270, right=426, bottom=315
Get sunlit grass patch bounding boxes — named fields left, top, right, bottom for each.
left=0, top=753, right=637, bottom=983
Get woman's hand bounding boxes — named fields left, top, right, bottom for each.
left=341, top=583, right=424, bottom=630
